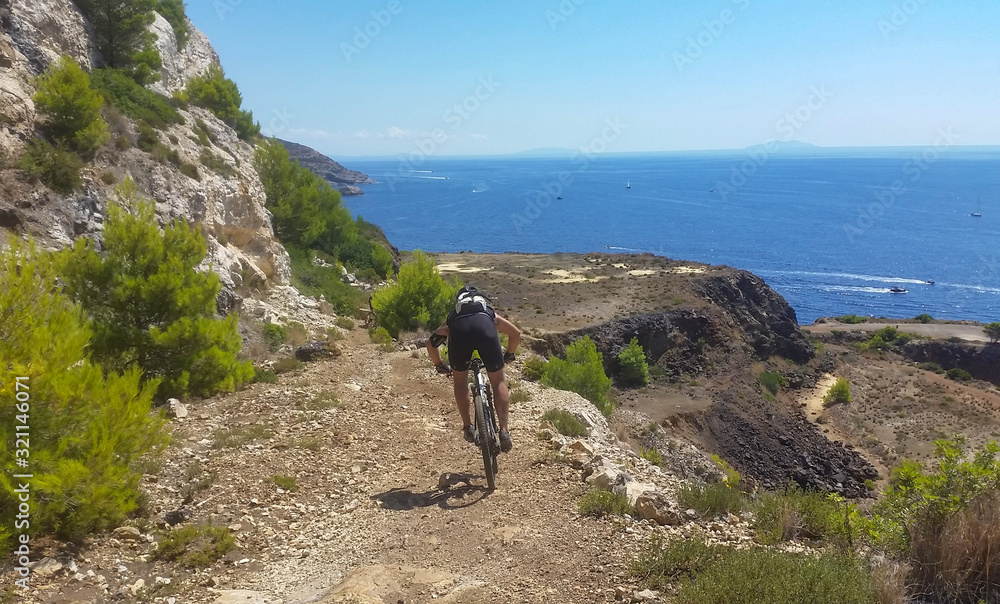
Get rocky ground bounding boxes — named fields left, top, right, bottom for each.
left=7, top=327, right=764, bottom=604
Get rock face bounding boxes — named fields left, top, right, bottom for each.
left=147, top=13, right=219, bottom=95
left=903, top=340, right=1000, bottom=385
left=694, top=270, right=814, bottom=364
left=276, top=138, right=373, bottom=185
left=0, top=2, right=291, bottom=292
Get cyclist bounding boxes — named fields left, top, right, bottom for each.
left=426, top=286, right=521, bottom=452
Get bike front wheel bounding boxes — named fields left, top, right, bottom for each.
left=474, top=394, right=496, bottom=491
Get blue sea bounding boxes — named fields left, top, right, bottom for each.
left=341, top=151, right=1000, bottom=325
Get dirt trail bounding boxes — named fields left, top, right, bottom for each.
left=803, top=322, right=990, bottom=343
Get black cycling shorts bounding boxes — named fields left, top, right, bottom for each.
left=448, top=313, right=504, bottom=373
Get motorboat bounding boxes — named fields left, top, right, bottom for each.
left=889, top=287, right=907, bottom=294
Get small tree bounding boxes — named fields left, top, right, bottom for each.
left=75, top=0, right=157, bottom=70
left=32, top=55, right=108, bottom=157
left=823, top=377, right=851, bottom=406
left=156, top=0, right=189, bottom=47
left=58, top=179, right=252, bottom=400
left=369, top=251, right=457, bottom=338
left=985, top=322, right=1000, bottom=344
left=185, top=65, right=259, bottom=140
left=618, top=337, right=650, bottom=386
left=0, top=239, right=167, bottom=547
left=543, top=336, right=613, bottom=415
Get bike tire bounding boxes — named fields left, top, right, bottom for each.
left=474, top=393, right=496, bottom=490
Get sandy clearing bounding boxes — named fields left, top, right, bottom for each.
left=671, top=266, right=706, bottom=274
left=436, top=262, right=491, bottom=273
left=543, top=268, right=607, bottom=283
left=628, top=269, right=657, bottom=276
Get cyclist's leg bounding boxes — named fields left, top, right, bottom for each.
left=453, top=370, right=471, bottom=426
left=486, top=368, right=510, bottom=432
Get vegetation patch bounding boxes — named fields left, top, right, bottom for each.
left=152, top=525, right=236, bottom=568
left=823, top=377, right=852, bottom=406
left=212, top=424, right=275, bottom=449
left=677, top=481, right=745, bottom=516
left=522, top=355, right=548, bottom=381
left=836, top=314, right=869, bottom=324
left=370, top=251, right=457, bottom=337
left=758, top=371, right=786, bottom=396
left=631, top=538, right=876, bottom=604
left=91, top=68, right=180, bottom=128
left=273, top=357, right=304, bottom=374
left=578, top=490, right=633, bottom=518
left=542, top=336, right=613, bottom=415
left=18, top=138, right=83, bottom=194
left=269, top=474, right=298, bottom=491
left=617, top=337, right=650, bottom=386
left=541, top=408, right=588, bottom=437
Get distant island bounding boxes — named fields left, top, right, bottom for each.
left=276, top=138, right=375, bottom=195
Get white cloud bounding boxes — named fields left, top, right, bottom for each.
left=288, top=128, right=330, bottom=139
left=354, top=129, right=371, bottom=139
left=385, top=126, right=414, bottom=139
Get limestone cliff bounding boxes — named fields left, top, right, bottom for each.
left=0, top=0, right=290, bottom=294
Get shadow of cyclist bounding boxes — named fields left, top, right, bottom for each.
left=371, top=472, right=492, bottom=511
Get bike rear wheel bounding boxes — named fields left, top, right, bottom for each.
left=474, top=393, right=496, bottom=490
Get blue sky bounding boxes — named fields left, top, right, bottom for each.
left=186, top=0, right=1000, bottom=158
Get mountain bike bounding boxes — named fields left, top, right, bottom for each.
left=468, top=357, right=500, bottom=490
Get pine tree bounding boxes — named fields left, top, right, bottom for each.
left=0, top=239, right=167, bottom=547
left=31, top=55, right=108, bottom=157
left=75, top=0, right=157, bottom=69
left=58, top=179, right=253, bottom=400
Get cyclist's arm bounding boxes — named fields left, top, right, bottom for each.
left=494, top=314, right=521, bottom=354
left=426, top=323, right=449, bottom=366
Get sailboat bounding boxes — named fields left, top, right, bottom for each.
left=626, top=179, right=631, bottom=190
left=972, top=198, right=982, bottom=217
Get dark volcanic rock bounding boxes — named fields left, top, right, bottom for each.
left=695, top=270, right=814, bottom=364
left=705, top=392, right=878, bottom=497
left=902, top=340, right=1000, bottom=385
left=295, top=340, right=341, bottom=362
left=275, top=138, right=374, bottom=185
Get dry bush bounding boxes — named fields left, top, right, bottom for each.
left=909, top=491, right=1000, bottom=603
left=871, top=555, right=909, bottom=604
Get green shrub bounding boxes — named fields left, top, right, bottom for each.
left=152, top=525, right=235, bottom=568
left=632, top=538, right=877, bottom=604
left=914, top=313, right=934, bottom=324
left=370, top=251, right=458, bottom=338
left=919, top=361, right=944, bottom=374
left=31, top=55, right=108, bottom=157
left=272, top=357, right=304, bottom=374
left=617, top=337, right=650, bottom=386
left=212, top=424, right=274, bottom=448
left=751, top=486, right=858, bottom=545
left=58, top=179, right=252, bottom=401
left=522, top=355, right=548, bottom=381
left=262, top=323, right=287, bottom=352
left=179, top=162, right=200, bottom=180
left=252, top=367, right=277, bottom=383
left=823, top=377, right=852, bottom=406
left=542, top=336, right=613, bottom=415
left=986, top=322, right=1000, bottom=344
left=75, top=0, right=156, bottom=70
left=369, top=326, right=395, bottom=352
left=864, top=438, right=1000, bottom=602
left=92, top=68, right=181, bottom=128
left=269, top=475, right=297, bottom=491
left=18, top=138, right=83, bottom=194
left=335, top=316, right=355, bottom=330
left=677, top=481, right=745, bottom=516
left=286, top=246, right=366, bottom=316
left=183, top=65, right=259, bottom=140
left=199, top=149, right=236, bottom=177
left=578, top=490, right=633, bottom=518
left=836, top=314, right=868, bottom=324
left=540, top=408, right=587, bottom=437
left=156, top=0, right=189, bottom=47
left=758, top=371, right=786, bottom=396
left=640, top=447, right=662, bottom=467
left=0, top=239, right=167, bottom=548
left=946, top=367, right=972, bottom=382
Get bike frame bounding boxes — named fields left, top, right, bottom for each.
left=468, top=357, right=499, bottom=489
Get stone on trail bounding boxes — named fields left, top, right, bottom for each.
left=635, top=491, right=682, bottom=526
left=295, top=340, right=341, bottom=362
